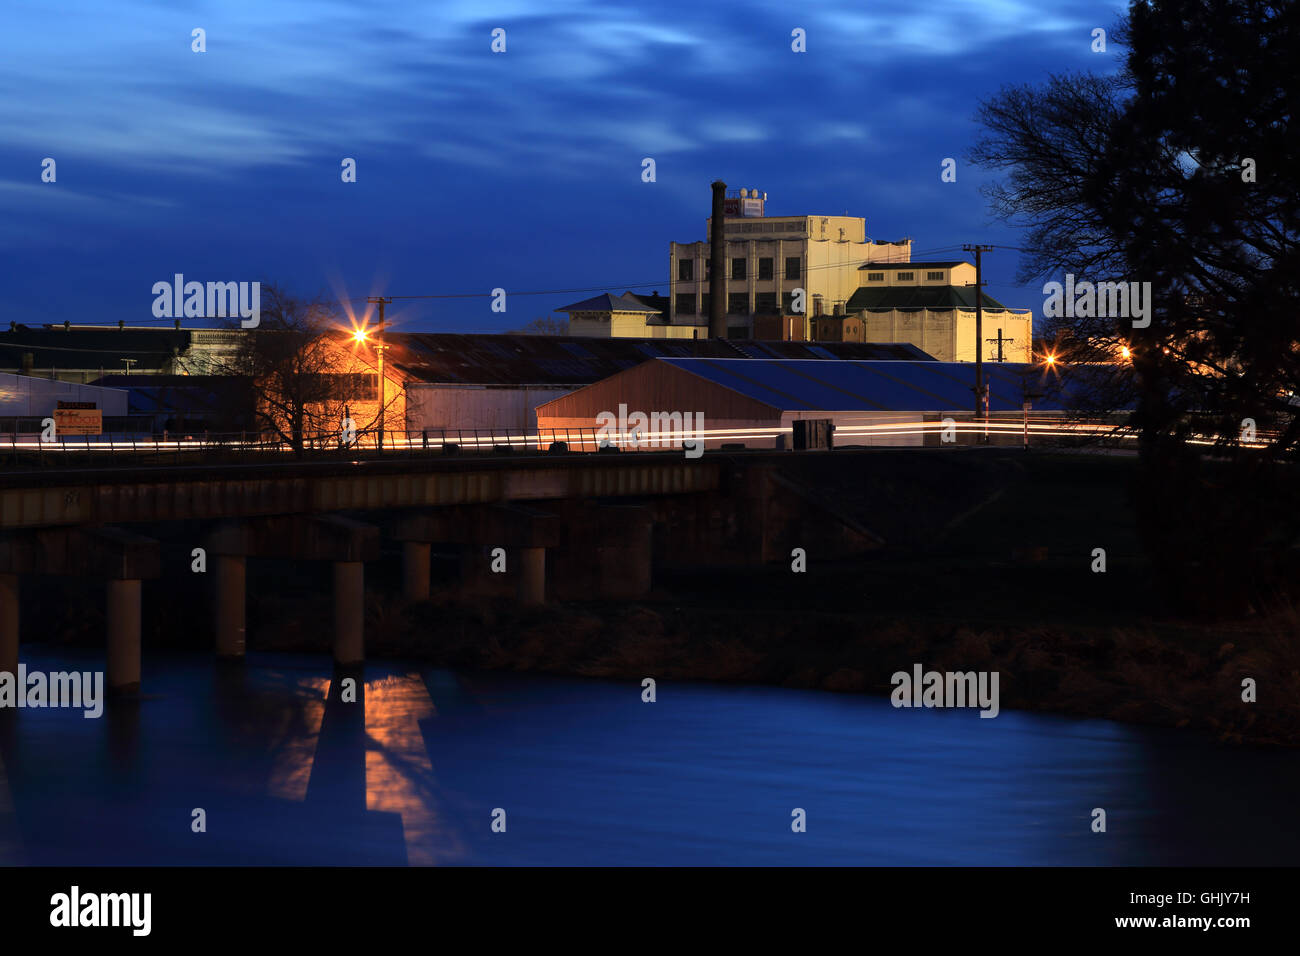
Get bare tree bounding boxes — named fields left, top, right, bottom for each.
left=208, top=285, right=399, bottom=454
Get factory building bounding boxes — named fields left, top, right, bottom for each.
left=0, top=371, right=129, bottom=433
left=831, top=261, right=1034, bottom=362
left=535, top=358, right=1090, bottom=450
left=667, top=189, right=914, bottom=339
left=0, top=325, right=244, bottom=382
left=391, top=333, right=930, bottom=437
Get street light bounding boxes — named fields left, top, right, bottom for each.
left=365, top=297, right=392, bottom=450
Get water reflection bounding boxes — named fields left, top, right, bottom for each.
left=0, top=647, right=1297, bottom=865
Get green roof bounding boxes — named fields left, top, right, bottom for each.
left=857, top=260, right=967, bottom=270
left=847, top=285, right=1015, bottom=311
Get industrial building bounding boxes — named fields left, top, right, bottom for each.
left=667, top=189, right=913, bottom=339
left=390, top=333, right=931, bottom=437
left=0, top=371, right=129, bottom=434
left=0, top=325, right=243, bottom=382
left=830, top=261, right=1034, bottom=362
left=659, top=189, right=1035, bottom=358
left=535, top=358, right=1096, bottom=450
left=554, top=292, right=681, bottom=339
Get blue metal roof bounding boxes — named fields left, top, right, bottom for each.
left=657, top=359, right=1129, bottom=413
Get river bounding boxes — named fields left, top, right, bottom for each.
left=2, top=648, right=1297, bottom=865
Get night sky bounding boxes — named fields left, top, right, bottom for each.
left=2, top=0, right=1126, bottom=334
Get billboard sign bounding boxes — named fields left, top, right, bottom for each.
left=54, top=401, right=102, bottom=435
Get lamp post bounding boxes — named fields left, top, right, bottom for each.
left=366, top=297, right=391, bottom=450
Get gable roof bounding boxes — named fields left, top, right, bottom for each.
left=555, top=293, right=661, bottom=314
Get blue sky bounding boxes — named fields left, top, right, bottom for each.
left=1, top=0, right=1128, bottom=334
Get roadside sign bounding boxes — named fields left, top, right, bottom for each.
left=53, top=406, right=102, bottom=435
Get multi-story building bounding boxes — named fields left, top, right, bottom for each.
left=832, top=261, right=1034, bottom=363
left=668, top=190, right=912, bottom=339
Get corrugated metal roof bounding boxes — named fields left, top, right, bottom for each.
left=388, top=334, right=935, bottom=386
left=658, top=358, right=1127, bottom=413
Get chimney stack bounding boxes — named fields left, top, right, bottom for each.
left=709, top=180, right=727, bottom=339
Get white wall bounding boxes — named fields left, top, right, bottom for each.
left=0, top=372, right=128, bottom=417
left=406, top=384, right=574, bottom=435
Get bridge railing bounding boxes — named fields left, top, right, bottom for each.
left=0, top=426, right=616, bottom=470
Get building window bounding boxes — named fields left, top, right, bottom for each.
left=755, top=292, right=777, bottom=314
left=785, top=257, right=801, bottom=280
left=866, top=272, right=884, bottom=282
left=700, top=293, right=710, bottom=315
left=728, top=293, right=749, bottom=315
left=705, top=259, right=712, bottom=278
left=678, top=259, right=694, bottom=281
left=897, top=272, right=914, bottom=281
left=731, top=258, right=746, bottom=280
left=758, top=258, right=773, bottom=280
left=926, top=271, right=944, bottom=281
left=307, top=373, right=377, bottom=401
left=675, top=293, right=696, bottom=315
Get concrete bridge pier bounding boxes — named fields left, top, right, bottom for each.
left=214, top=555, right=247, bottom=660
left=0, top=528, right=160, bottom=695
left=207, top=516, right=378, bottom=666
left=0, top=573, right=17, bottom=680
left=395, top=505, right=558, bottom=606
left=333, top=561, right=365, bottom=667
left=517, top=547, right=546, bottom=605
left=106, top=579, right=142, bottom=694
left=401, top=541, right=431, bottom=603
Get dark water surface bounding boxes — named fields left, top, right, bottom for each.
left=1, top=647, right=1297, bottom=865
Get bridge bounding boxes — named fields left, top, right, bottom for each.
left=0, top=447, right=880, bottom=695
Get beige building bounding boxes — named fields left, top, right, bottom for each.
left=839, top=261, right=1034, bottom=362
left=556, top=292, right=699, bottom=339
left=668, top=200, right=912, bottom=338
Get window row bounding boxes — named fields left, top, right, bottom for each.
left=677, top=257, right=802, bottom=281
left=675, top=292, right=801, bottom=316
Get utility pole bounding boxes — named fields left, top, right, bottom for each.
left=366, top=296, right=391, bottom=450
left=963, top=244, right=994, bottom=438
left=987, top=328, right=1009, bottom=362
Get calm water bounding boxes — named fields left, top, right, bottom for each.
left=1, top=647, right=1297, bottom=866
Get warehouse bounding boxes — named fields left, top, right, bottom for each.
left=535, top=358, right=1111, bottom=450
left=391, top=334, right=930, bottom=438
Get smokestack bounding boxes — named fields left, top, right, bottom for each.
left=709, top=180, right=727, bottom=339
